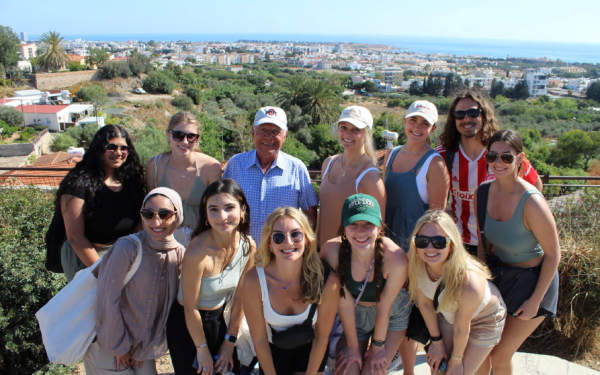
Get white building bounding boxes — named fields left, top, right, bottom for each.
left=523, top=69, right=548, bottom=97
left=18, top=104, right=96, bottom=132
left=315, top=60, right=332, bottom=70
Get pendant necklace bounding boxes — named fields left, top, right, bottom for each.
left=340, top=154, right=367, bottom=178
left=275, top=269, right=300, bottom=290
left=167, top=160, right=189, bottom=178
left=402, top=144, right=427, bottom=164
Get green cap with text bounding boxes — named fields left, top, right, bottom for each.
left=341, top=194, right=382, bottom=227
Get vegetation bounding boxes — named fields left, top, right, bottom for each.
left=0, top=25, right=21, bottom=71
left=86, top=47, right=109, bottom=68
left=50, top=123, right=99, bottom=151
left=75, top=85, right=108, bottom=107
left=37, top=31, right=69, bottom=71
left=101, top=52, right=152, bottom=79
left=142, top=72, right=175, bottom=94
left=0, top=105, right=24, bottom=127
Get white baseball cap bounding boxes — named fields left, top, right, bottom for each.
left=405, top=100, right=438, bottom=126
left=335, top=106, right=373, bottom=129
left=254, top=106, right=288, bottom=131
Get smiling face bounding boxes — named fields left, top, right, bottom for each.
left=142, top=195, right=179, bottom=242
left=344, top=220, right=380, bottom=251
left=488, top=140, right=521, bottom=179
left=102, top=136, right=128, bottom=171
left=167, top=122, right=200, bottom=156
left=404, top=115, right=436, bottom=143
left=206, top=193, right=244, bottom=235
left=252, top=123, right=287, bottom=160
left=415, top=223, right=451, bottom=266
left=269, top=216, right=306, bottom=262
left=337, top=121, right=365, bottom=150
left=455, top=98, right=483, bottom=140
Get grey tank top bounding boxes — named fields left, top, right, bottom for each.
left=384, top=147, right=436, bottom=252
left=155, top=154, right=206, bottom=230
left=177, top=236, right=249, bottom=309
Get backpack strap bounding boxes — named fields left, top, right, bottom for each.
left=444, top=150, right=455, bottom=177
left=476, top=181, right=492, bottom=255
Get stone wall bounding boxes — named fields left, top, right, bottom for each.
left=0, top=129, right=51, bottom=157
left=34, top=70, right=102, bottom=90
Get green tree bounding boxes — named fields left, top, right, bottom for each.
left=50, top=134, right=78, bottom=151
left=275, top=76, right=308, bottom=111
left=76, top=85, right=108, bottom=105
left=586, top=81, right=600, bottom=103
left=131, top=124, right=169, bottom=165
left=308, top=123, right=343, bottom=167
left=87, top=47, right=109, bottom=68
left=142, top=72, right=175, bottom=94
left=38, top=31, right=69, bottom=71
left=148, top=40, right=157, bottom=47
left=264, top=52, right=271, bottom=62
left=128, top=51, right=152, bottom=76
left=551, top=129, right=600, bottom=169
left=0, top=106, right=24, bottom=127
left=490, top=79, right=505, bottom=98
left=443, top=73, right=463, bottom=97
left=171, top=96, right=195, bottom=111
left=408, top=80, right=422, bottom=96
left=0, top=25, right=20, bottom=69
left=506, top=80, right=529, bottom=100
left=300, top=79, right=342, bottom=125
left=68, top=61, right=85, bottom=71
left=281, top=133, right=318, bottom=167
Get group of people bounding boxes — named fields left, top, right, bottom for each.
left=54, top=88, right=560, bottom=375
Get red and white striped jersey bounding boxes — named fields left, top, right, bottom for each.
left=435, top=144, right=539, bottom=246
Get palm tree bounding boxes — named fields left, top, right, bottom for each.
left=300, top=79, right=341, bottom=125
left=38, top=31, right=69, bottom=71
left=275, top=76, right=307, bottom=111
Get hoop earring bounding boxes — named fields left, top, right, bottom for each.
left=342, top=234, right=347, bottom=240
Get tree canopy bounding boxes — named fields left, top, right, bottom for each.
left=0, top=25, right=20, bottom=70
left=38, top=31, right=69, bottom=71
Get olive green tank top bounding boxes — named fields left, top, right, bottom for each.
left=345, top=248, right=386, bottom=303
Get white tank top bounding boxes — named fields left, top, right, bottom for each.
left=385, top=146, right=440, bottom=204
left=256, top=266, right=318, bottom=343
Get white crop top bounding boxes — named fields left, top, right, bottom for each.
left=417, top=265, right=492, bottom=325
left=385, top=146, right=440, bottom=204
left=256, top=266, right=318, bottom=343
left=323, top=155, right=379, bottom=194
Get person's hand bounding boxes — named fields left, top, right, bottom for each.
left=515, top=298, right=540, bottom=321
left=214, top=341, right=235, bottom=374
left=128, top=346, right=143, bottom=370
left=335, top=345, right=363, bottom=375
left=196, top=345, right=214, bottom=375
left=365, top=344, right=389, bottom=375
left=425, top=341, right=447, bottom=374
left=446, top=357, right=463, bottom=375
left=115, top=353, right=132, bottom=371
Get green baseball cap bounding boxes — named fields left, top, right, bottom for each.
left=341, top=194, right=382, bottom=227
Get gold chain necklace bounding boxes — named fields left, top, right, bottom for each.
left=340, top=154, right=368, bottom=178
left=402, top=144, right=427, bottom=164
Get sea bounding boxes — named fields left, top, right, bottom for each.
left=30, top=33, right=600, bottom=64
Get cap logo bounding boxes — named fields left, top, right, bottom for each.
left=266, top=108, right=276, bottom=116
left=416, top=104, right=431, bottom=112
left=348, top=108, right=360, bottom=119
left=348, top=198, right=375, bottom=210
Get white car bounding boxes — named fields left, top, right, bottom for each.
left=133, top=88, right=146, bottom=94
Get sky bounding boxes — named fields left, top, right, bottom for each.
left=2, top=0, right=600, bottom=44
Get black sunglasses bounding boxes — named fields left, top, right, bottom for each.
left=485, top=151, right=515, bottom=164
left=272, top=230, right=304, bottom=245
left=140, top=208, right=178, bottom=221
left=454, top=108, right=481, bottom=120
left=170, top=130, right=200, bottom=143
left=104, top=143, right=131, bottom=154
left=413, top=235, right=450, bottom=249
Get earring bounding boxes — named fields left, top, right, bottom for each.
left=342, top=234, right=347, bottom=240
left=240, top=216, right=245, bottom=224
left=205, top=220, right=210, bottom=226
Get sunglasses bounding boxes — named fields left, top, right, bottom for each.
left=140, top=208, right=178, bottom=221
left=271, top=230, right=304, bottom=245
left=104, top=143, right=131, bottom=154
left=170, top=130, right=200, bottom=143
left=454, top=108, right=481, bottom=120
left=485, top=151, right=515, bottom=164
left=413, top=235, right=450, bottom=249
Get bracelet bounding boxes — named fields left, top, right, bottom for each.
left=372, top=339, right=385, bottom=347
left=430, top=335, right=443, bottom=342
left=196, top=342, right=207, bottom=349
left=451, top=353, right=464, bottom=361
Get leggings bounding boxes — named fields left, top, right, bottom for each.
left=166, top=300, right=240, bottom=375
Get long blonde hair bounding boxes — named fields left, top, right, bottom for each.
left=407, top=210, right=491, bottom=313
left=332, top=123, right=377, bottom=166
left=254, top=207, right=324, bottom=305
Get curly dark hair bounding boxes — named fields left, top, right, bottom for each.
left=439, top=88, right=500, bottom=153
left=55, top=125, right=145, bottom=216
left=191, top=179, right=251, bottom=258
left=336, top=223, right=385, bottom=302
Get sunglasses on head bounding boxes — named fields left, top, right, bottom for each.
left=271, top=230, right=304, bottom=245
left=454, top=108, right=481, bottom=120
left=104, top=143, right=131, bottom=154
left=170, top=130, right=200, bottom=143
left=413, top=235, right=450, bottom=249
left=140, top=208, right=177, bottom=221
left=485, top=151, right=515, bottom=164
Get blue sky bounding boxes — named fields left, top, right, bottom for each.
left=2, top=0, right=600, bottom=44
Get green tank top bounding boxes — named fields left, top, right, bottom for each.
left=345, top=249, right=386, bottom=303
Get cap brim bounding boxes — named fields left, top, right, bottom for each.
left=405, top=112, right=437, bottom=126
left=254, top=117, right=288, bottom=130
left=335, top=117, right=370, bottom=129
left=342, top=213, right=381, bottom=228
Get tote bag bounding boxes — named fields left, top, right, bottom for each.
left=36, top=234, right=143, bottom=364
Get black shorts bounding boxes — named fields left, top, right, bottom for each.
left=259, top=341, right=329, bottom=375
left=534, top=270, right=559, bottom=319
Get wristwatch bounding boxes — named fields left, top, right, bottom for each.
left=372, top=339, right=385, bottom=347
left=224, top=334, right=237, bottom=343
left=430, top=334, right=443, bottom=342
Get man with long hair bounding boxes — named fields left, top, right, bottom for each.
left=435, top=89, right=542, bottom=256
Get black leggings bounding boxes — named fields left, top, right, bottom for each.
left=167, top=300, right=240, bottom=375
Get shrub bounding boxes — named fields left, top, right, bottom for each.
left=50, top=134, right=78, bottom=151
left=131, top=124, right=169, bottom=165
left=171, top=96, right=194, bottom=111
left=0, top=188, right=75, bottom=374
left=0, top=106, right=24, bottom=127
left=101, top=61, right=132, bottom=79
left=142, top=72, right=175, bottom=94
left=155, top=101, right=164, bottom=110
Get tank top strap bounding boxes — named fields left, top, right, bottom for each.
left=386, top=146, right=402, bottom=169
left=515, top=189, right=543, bottom=222
left=154, top=154, right=163, bottom=187
left=256, top=266, right=270, bottom=303
left=356, top=167, right=380, bottom=193
left=410, top=149, right=436, bottom=173
left=322, top=155, right=338, bottom=179
left=194, top=153, right=201, bottom=177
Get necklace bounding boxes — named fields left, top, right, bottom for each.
left=402, top=144, right=428, bottom=164
left=167, top=161, right=191, bottom=178
left=275, top=268, right=300, bottom=290
left=425, top=265, right=442, bottom=282
left=340, top=154, right=367, bottom=178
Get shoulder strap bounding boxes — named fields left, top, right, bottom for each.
left=123, top=234, right=143, bottom=286
left=302, top=263, right=331, bottom=326
left=445, top=150, right=455, bottom=177
left=356, top=167, right=379, bottom=193
left=476, top=181, right=492, bottom=254
left=386, top=146, right=402, bottom=169
left=154, top=154, right=162, bottom=187
left=411, top=149, right=436, bottom=173
left=433, top=280, right=445, bottom=311
left=322, top=155, right=337, bottom=178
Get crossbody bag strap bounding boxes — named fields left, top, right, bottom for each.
left=302, top=263, right=331, bottom=326
left=476, top=181, right=492, bottom=255
left=433, top=280, right=445, bottom=311
left=354, top=258, right=374, bottom=306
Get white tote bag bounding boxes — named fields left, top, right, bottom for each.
left=36, top=234, right=143, bottom=365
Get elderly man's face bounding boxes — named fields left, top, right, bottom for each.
left=252, top=123, right=287, bottom=158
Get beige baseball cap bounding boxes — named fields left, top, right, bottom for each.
left=405, top=100, right=438, bottom=126
left=335, top=106, right=373, bottom=129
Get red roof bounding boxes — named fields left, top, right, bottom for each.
left=0, top=98, right=16, bottom=104
left=112, top=56, right=128, bottom=61
left=0, top=155, right=79, bottom=188
left=15, top=104, right=69, bottom=114
left=48, top=90, right=62, bottom=94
